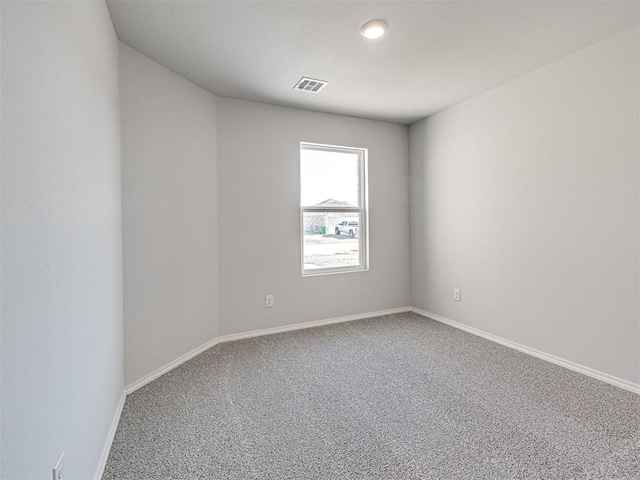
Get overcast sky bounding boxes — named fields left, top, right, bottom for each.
left=300, top=148, right=360, bottom=207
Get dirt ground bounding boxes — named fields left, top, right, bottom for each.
left=303, top=233, right=360, bottom=270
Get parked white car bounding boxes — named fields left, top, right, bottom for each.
left=335, top=220, right=359, bottom=238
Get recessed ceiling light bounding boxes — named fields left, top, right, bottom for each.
left=360, top=19, right=388, bottom=40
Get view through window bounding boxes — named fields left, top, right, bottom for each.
left=300, top=143, right=368, bottom=275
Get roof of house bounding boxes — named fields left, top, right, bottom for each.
left=314, top=199, right=355, bottom=208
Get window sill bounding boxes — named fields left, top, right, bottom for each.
left=302, top=266, right=369, bottom=277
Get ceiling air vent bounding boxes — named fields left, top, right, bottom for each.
left=293, top=77, right=328, bottom=93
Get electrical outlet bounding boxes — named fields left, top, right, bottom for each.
left=52, top=452, right=64, bottom=480
left=453, top=288, right=461, bottom=302
left=265, top=294, right=274, bottom=308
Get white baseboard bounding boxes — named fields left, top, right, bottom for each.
left=411, top=307, right=640, bottom=395
left=216, top=306, right=412, bottom=344
left=125, top=337, right=220, bottom=395
left=94, top=391, right=126, bottom=480
left=124, top=306, right=411, bottom=394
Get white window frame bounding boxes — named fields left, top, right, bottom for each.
left=300, top=142, right=369, bottom=276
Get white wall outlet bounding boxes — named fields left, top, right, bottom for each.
left=453, top=288, right=461, bottom=302
left=265, top=294, right=274, bottom=308
left=52, top=452, right=64, bottom=480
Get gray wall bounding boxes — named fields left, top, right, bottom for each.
left=1, top=2, right=124, bottom=478
left=410, top=26, right=640, bottom=384
left=0, top=1, right=3, bottom=473
left=0, top=1, right=4, bottom=473
left=217, top=98, right=411, bottom=336
left=119, top=44, right=219, bottom=387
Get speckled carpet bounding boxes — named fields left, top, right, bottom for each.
left=103, top=312, right=640, bottom=479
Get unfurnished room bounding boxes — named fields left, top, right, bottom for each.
left=1, top=1, right=640, bottom=479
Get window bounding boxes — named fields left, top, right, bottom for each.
left=300, top=142, right=368, bottom=275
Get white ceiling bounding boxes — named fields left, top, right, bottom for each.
left=107, top=1, right=639, bottom=125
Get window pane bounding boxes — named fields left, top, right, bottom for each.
left=300, top=147, right=360, bottom=207
left=303, top=212, right=361, bottom=271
